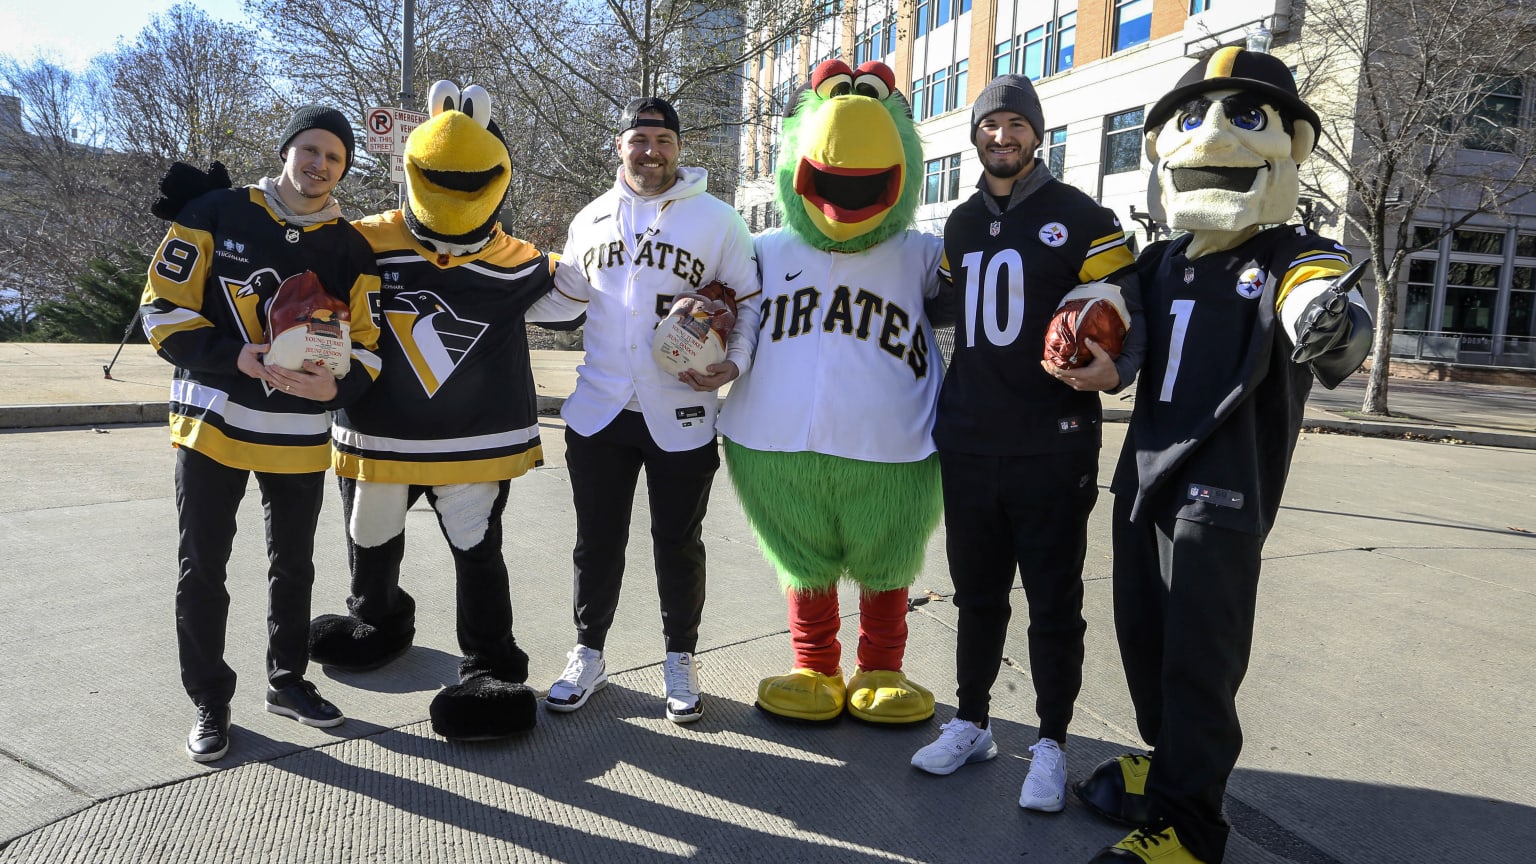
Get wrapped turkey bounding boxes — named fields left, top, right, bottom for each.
left=652, top=279, right=738, bottom=375
left=263, top=270, right=351, bottom=377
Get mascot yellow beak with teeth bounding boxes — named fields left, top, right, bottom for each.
left=717, top=60, right=945, bottom=725
left=307, top=81, right=585, bottom=742
left=1078, top=48, right=1373, bottom=864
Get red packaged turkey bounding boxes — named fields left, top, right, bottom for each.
left=652, top=279, right=738, bottom=375
left=263, top=270, right=352, bottom=377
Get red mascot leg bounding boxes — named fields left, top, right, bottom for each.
left=788, top=588, right=841, bottom=676
left=856, top=587, right=908, bottom=672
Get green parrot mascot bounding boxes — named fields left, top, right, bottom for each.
left=717, top=60, right=945, bottom=724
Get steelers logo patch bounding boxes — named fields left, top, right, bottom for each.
left=1236, top=268, right=1265, bottom=299
left=1039, top=222, right=1068, bottom=247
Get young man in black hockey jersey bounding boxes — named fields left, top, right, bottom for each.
left=1078, top=48, right=1372, bottom=864
left=911, top=74, right=1142, bottom=813
left=141, top=106, right=382, bottom=763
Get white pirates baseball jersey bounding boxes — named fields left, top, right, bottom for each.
left=717, top=228, right=944, bottom=463
left=555, top=166, right=762, bottom=452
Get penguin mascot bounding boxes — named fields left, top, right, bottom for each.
left=1075, top=48, right=1373, bottom=863
left=304, top=81, right=586, bottom=741
left=717, top=60, right=945, bottom=724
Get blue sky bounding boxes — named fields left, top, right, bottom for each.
left=0, top=0, right=249, bottom=70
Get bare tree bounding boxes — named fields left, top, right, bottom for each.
left=1294, top=0, right=1536, bottom=415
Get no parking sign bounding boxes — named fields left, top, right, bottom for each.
left=364, top=106, right=428, bottom=182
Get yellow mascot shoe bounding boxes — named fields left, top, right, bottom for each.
left=1088, top=824, right=1206, bottom=863
left=846, top=668, right=935, bottom=724
left=756, top=668, right=846, bottom=721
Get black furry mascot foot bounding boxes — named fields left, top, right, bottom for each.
left=1075, top=754, right=1155, bottom=826
left=308, top=614, right=415, bottom=671
left=430, top=675, right=539, bottom=741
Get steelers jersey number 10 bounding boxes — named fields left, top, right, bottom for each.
left=958, top=250, right=1025, bottom=348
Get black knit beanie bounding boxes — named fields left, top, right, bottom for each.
left=970, top=75, right=1044, bottom=143
left=278, top=105, right=356, bottom=177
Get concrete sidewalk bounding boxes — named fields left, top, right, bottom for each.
left=0, top=343, right=1533, bottom=863
left=3, top=342, right=1535, bottom=450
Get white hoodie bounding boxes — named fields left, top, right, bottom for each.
left=554, top=166, right=762, bottom=451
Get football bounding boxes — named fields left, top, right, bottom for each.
left=1043, top=282, right=1130, bottom=370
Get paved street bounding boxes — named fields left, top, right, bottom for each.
left=1, top=406, right=1532, bottom=862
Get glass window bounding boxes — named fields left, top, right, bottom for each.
left=946, top=153, right=962, bottom=200
left=1517, top=234, right=1536, bottom=258
left=1404, top=259, right=1437, bottom=331
left=1046, top=127, right=1067, bottom=178
left=924, top=157, right=943, bottom=205
left=952, top=60, right=968, bottom=112
left=931, top=68, right=950, bottom=116
left=916, top=0, right=930, bottom=36
left=1466, top=77, right=1522, bottom=153
left=1113, top=0, right=1152, bottom=52
left=923, top=154, right=964, bottom=204
left=1509, top=271, right=1534, bottom=338
left=1022, top=24, right=1048, bottom=81
left=1451, top=229, right=1504, bottom=256
left=936, top=0, right=951, bottom=29
left=959, top=0, right=971, bottom=14
left=911, top=78, right=926, bottom=120
left=1190, top=0, right=1212, bottom=11
left=1443, top=286, right=1498, bottom=335
left=1412, top=224, right=1441, bottom=250
left=1103, top=107, right=1145, bottom=174
left=994, top=38, right=1014, bottom=77
left=1057, top=12, right=1076, bottom=72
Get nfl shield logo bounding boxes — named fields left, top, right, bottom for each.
left=1184, top=267, right=1196, bottom=283
left=989, top=221, right=1001, bottom=237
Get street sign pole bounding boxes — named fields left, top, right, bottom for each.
left=399, top=0, right=415, bottom=208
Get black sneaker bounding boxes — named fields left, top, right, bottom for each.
left=187, top=704, right=231, bottom=762
left=265, top=680, right=344, bottom=728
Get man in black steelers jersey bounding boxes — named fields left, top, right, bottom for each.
left=911, top=74, right=1143, bottom=815
left=1078, top=48, right=1372, bottom=864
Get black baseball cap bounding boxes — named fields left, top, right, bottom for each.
left=619, top=97, right=681, bottom=135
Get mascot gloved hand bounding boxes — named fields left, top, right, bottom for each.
left=308, top=81, right=584, bottom=742
left=717, top=60, right=945, bottom=725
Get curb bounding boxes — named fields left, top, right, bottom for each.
left=4, top=401, right=1532, bottom=451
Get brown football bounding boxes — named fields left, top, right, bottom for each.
left=1044, top=296, right=1127, bottom=370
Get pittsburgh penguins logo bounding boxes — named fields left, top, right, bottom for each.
left=218, top=268, right=282, bottom=343
left=383, top=290, right=489, bottom=397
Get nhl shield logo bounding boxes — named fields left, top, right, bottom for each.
left=1039, top=222, right=1068, bottom=247
left=1236, top=268, right=1266, bottom=299
left=284, top=229, right=301, bottom=244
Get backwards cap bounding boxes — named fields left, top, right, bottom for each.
left=619, top=96, right=681, bottom=135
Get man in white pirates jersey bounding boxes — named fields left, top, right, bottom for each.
left=544, top=96, right=761, bottom=724
left=1079, top=48, right=1372, bottom=864
left=141, top=105, right=383, bottom=762
left=911, top=74, right=1143, bottom=816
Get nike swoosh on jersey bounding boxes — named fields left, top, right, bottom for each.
left=786, top=270, right=803, bottom=280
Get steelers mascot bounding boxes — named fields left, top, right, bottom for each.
left=717, top=60, right=945, bottom=724
left=1074, top=49, right=1373, bottom=863
left=305, top=81, right=583, bottom=741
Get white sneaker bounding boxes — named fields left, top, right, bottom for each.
left=546, top=644, right=607, bottom=712
left=910, top=717, right=997, bottom=775
left=1020, top=737, right=1067, bottom=812
left=663, top=651, right=703, bottom=723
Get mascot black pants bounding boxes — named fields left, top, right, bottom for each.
left=565, top=409, right=717, bottom=654
left=1110, top=490, right=1263, bottom=864
left=939, top=448, right=1095, bottom=743
left=174, top=446, right=324, bottom=708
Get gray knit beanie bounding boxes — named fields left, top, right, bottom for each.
left=277, top=105, right=356, bottom=177
left=970, top=75, right=1044, bottom=142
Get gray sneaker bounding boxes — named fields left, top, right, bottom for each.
left=911, top=717, right=997, bottom=775
left=546, top=644, right=607, bottom=712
